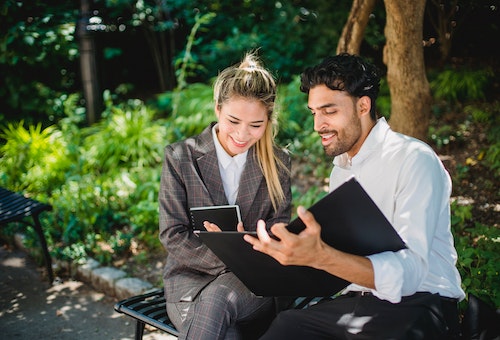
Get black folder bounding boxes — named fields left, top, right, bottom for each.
left=195, top=177, right=406, bottom=297
left=190, top=205, right=241, bottom=231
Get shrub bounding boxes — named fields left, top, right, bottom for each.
left=0, top=121, right=72, bottom=193
left=451, top=200, right=500, bottom=309
left=430, top=67, right=493, bottom=103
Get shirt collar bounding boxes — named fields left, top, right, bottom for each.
left=333, top=117, right=390, bottom=169
left=212, top=124, right=248, bottom=169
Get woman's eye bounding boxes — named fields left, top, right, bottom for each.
left=251, top=125, right=262, bottom=128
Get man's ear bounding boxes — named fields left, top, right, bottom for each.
left=357, top=96, right=371, bottom=117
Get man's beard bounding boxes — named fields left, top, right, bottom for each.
left=322, top=120, right=362, bottom=158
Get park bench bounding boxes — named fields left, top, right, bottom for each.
left=114, top=288, right=318, bottom=340
left=115, top=287, right=500, bottom=339
left=0, top=187, right=54, bottom=284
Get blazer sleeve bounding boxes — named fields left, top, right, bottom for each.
left=158, top=143, right=226, bottom=275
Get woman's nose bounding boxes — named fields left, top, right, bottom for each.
left=236, top=125, right=250, bottom=138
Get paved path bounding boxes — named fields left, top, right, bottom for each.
left=0, top=244, right=176, bottom=339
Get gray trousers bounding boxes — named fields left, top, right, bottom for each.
left=166, top=272, right=274, bottom=340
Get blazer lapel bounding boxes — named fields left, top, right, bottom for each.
left=195, top=125, right=228, bottom=206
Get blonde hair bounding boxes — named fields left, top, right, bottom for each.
left=213, top=52, right=287, bottom=211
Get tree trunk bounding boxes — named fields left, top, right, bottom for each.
left=78, top=0, right=101, bottom=125
left=337, top=0, right=377, bottom=54
left=426, top=0, right=458, bottom=65
left=383, top=0, right=431, bottom=141
left=144, top=28, right=176, bottom=92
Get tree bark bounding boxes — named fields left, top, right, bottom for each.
left=426, top=0, right=459, bottom=65
left=78, top=0, right=101, bottom=125
left=337, top=0, right=377, bottom=54
left=383, top=0, right=431, bottom=141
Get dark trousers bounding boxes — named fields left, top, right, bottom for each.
left=260, top=292, right=460, bottom=340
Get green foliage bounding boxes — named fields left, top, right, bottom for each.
left=0, top=121, right=72, bottom=193
left=82, top=100, right=167, bottom=173
left=428, top=121, right=468, bottom=149
left=451, top=200, right=500, bottom=308
left=430, top=67, right=494, bottom=103
left=173, top=12, right=216, bottom=93
left=0, top=1, right=79, bottom=121
left=157, top=83, right=216, bottom=142
left=375, top=78, right=391, bottom=119
left=276, top=76, right=310, bottom=145
left=475, top=103, right=500, bottom=178
left=291, top=185, right=328, bottom=220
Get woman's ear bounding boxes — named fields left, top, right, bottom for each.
left=214, top=104, right=221, bottom=119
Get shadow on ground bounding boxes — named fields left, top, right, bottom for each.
left=0, top=244, right=175, bottom=339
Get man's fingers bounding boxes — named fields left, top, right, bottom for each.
left=236, top=221, right=244, bottom=232
left=243, top=220, right=273, bottom=249
left=296, top=206, right=321, bottom=234
left=255, top=219, right=272, bottom=242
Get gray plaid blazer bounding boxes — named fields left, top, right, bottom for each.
left=159, top=123, right=292, bottom=303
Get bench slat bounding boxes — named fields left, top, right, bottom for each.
left=114, top=288, right=320, bottom=339
left=114, top=289, right=179, bottom=337
left=0, top=187, right=54, bottom=283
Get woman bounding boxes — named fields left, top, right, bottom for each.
left=158, top=52, right=292, bottom=340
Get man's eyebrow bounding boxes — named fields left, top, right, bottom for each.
left=307, top=103, right=337, bottom=110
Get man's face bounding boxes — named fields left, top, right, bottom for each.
left=307, top=84, right=364, bottom=158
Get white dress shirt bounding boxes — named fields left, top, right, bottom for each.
left=329, top=118, right=465, bottom=303
left=212, top=125, right=247, bottom=205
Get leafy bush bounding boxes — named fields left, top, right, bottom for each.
left=82, top=101, right=167, bottom=173
left=451, top=200, right=500, bottom=309
left=430, top=67, right=493, bottom=103
left=0, top=121, right=72, bottom=193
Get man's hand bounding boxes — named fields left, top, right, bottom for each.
left=243, top=206, right=326, bottom=269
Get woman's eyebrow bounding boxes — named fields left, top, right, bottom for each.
left=227, top=114, right=265, bottom=124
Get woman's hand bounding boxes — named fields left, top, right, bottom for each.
left=203, top=221, right=244, bottom=232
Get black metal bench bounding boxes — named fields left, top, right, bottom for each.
left=0, top=187, right=54, bottom=284
left=115, top=287, right=500, bottom=340
left=115, top=289, right=178, bottom=339
left=114, top=288, right=318, bottom=339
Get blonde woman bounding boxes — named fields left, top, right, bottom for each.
left=159, top=52, right=292, bottom=339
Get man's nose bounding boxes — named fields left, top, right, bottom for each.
left=313, top=114, right=324, bottom=132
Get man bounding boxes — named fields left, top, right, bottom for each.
left=244, top=53, right=465, bottom=339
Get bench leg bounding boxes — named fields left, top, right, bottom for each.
left=32, top=213, right=54, bottom=284
left=135, top=320, right=146, bottom=340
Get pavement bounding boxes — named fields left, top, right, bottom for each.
left=0, top=243, right=176, bottom=340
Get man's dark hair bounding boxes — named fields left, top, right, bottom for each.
left=300, top=53, right=381, bottom=119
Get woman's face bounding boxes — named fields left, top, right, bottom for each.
left=215, top=97, right=269, bottom=157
